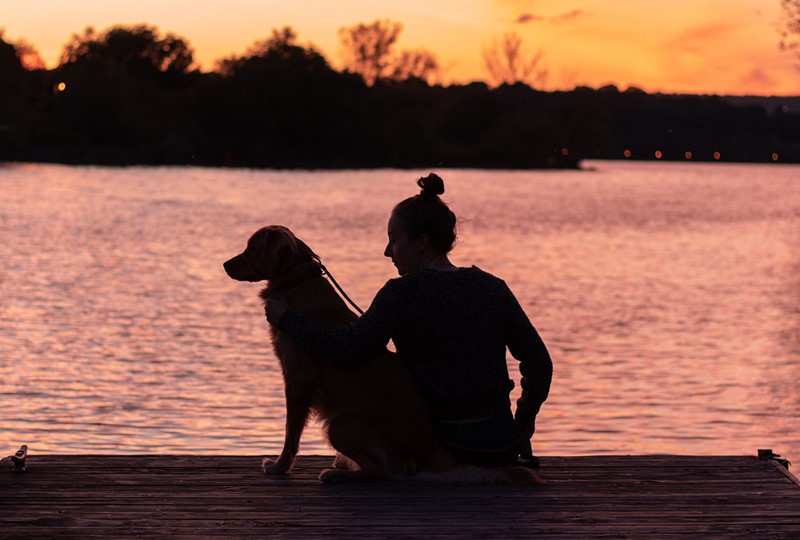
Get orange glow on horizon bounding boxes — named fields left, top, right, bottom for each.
left=2, top=0, right=799, bottom=95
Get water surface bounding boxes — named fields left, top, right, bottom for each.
left=1, top=161, right=798, bottom=458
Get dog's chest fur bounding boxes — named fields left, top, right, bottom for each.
left=268, top=322, right=321, bottom=385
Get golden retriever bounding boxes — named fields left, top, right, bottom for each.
left=224, top=225, right=542, bottom=484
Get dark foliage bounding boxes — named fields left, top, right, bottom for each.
left=1, top=28, right=798, bottom=168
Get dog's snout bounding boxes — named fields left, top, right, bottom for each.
left=224, top=253, right=260, bottom=282
left=223, top=255, right=238, bottom=276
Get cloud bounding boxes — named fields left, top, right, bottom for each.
left=664, top=22, right=737, bottom=55
left=740, top=67, right=776, bottom=89
left=553, top=9, right=584, bottom=22
left=516, top=13, right=544, bottom=24
left=515, top=9, right=584, bottom=25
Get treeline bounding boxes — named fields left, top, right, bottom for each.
left=1, top=24, right=798, bottom=168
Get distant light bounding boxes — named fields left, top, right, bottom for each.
left=684, top=151, right=693, bottom=160
left=623, top=149, right=632, bottom=158
left=772, top=153, right=779, bottom=161
left=655, top=150, right=663, bottom=159
left=561, top=147, right=569, bottom=156
left=713, top=151, right=721, bottom=160
left=56, top=82, right=67, bottom=92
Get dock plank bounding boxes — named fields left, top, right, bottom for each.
left=1, top=454, right=799, bottom=538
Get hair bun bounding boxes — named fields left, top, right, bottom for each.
left=417, top=173, right=445, bottom=196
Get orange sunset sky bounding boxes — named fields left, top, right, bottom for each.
left=3, top=0, right=800, bottom=95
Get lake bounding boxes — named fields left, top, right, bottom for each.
left=1, top=161, right=798, bottom=459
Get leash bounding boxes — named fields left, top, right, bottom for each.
left=312, top=255, right=365, bottom=315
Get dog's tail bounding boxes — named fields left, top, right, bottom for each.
left=412, top=464, right=544, bottom=485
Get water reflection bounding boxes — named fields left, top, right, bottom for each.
left=0, top=162, right=798, bottom=458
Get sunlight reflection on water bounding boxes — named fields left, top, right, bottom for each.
left=1, top=161, right=798, bottom=459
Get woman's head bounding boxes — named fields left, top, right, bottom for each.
left=384, top=173, right=457, bottom=275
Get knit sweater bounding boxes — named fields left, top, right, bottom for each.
left=277, top=266, right=552, bottom=427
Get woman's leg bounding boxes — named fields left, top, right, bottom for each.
left=433, top=410, right=526, bottom=466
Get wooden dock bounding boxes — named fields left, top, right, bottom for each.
left=2, top=453, right=799, bottom=538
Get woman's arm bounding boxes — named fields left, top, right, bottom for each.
left=502, top=282, right=553, bottom=435
left=271, top=281, right=398, bottom=366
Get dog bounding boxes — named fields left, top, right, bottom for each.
left=224, top=225, right=542, bottom=484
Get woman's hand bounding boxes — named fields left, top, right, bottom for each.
left=264, top=296, right=288, bottom=325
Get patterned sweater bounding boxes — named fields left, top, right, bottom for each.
left=277, top=266, right=552, bottom=428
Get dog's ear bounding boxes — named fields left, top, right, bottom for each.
left=264, top=226, right=298, bottom=260
left=259, top=226, right=300, bottom=277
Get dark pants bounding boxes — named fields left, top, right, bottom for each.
left=433, top=409, right=527, bottom=466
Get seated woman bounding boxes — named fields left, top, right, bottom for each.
left=265, top=173, right=552, bottom=466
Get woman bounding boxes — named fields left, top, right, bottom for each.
left=265, top=173, right=552, bottom=466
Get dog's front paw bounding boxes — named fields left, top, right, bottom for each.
left=319, top=468, right=347, bottom=483
left=262, top=457, right=292, bottom=475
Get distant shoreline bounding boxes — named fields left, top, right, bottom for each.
left=5, top=156, right=799, bottom=171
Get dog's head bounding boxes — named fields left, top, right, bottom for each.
left=224, top=225, right=317, bottom=282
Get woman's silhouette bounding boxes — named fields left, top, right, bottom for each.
left=266, top=173, right=552, bottom=466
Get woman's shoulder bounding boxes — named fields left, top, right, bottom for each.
left=464, top=266, right=509, bottom=288
left=397, top=265, right=509, bottom=290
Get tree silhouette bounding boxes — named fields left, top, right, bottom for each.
left=0, top=30, right=32, bottom=161
left=389, top=49, right=439, bottom=84
left=60, top=24, right=194, bottom=77
left=0, top=30, right=24, bottom=77
left=483, top=31, right=547, bottom=88
left=46, top=24, right=199, bottom=164
left=2, top=22, right=798, bottom=167
left=216, top=26, right=329, bottom=77
left=338, top=19, right=402, bottom=85
left=16, top=41, right=44, bottom=70
left=339, top=19, right=403, bottom=86
left=779, top=0, right=800, bottom=66
left=0, top=31, right=45, bottom=70
left=338, top=19, right=440, bottom=85
left=201, top=26, right=375, bottom=167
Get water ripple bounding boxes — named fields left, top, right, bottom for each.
left=1, top=161, right=798, bottom=458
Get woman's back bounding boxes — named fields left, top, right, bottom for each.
left=270, top=172, right=551, bottom=465
left=383, top=266, right=518, bottom=421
